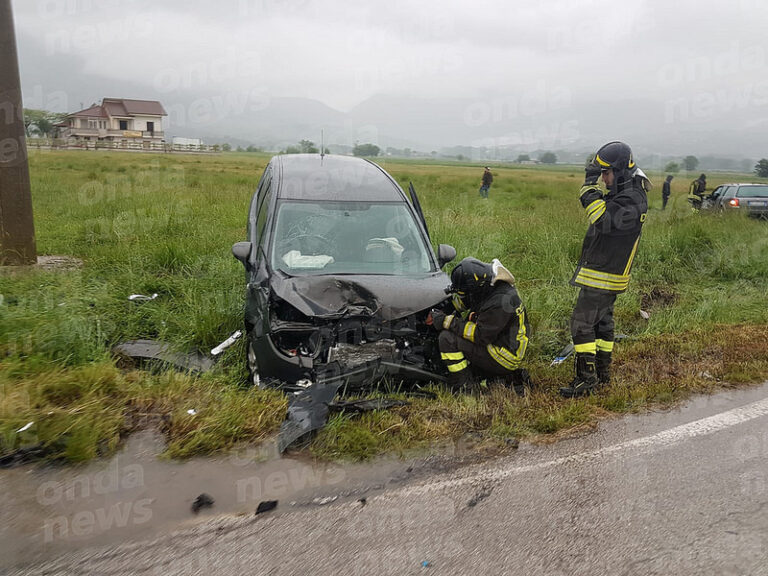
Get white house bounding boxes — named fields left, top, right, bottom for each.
left=57, top=98, right=167, bottom=145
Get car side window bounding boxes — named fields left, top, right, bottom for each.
left=255, top=173, right=272, bottom=247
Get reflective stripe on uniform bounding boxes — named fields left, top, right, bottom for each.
left=463, top=322, right=476, bottom=342
left=574, top=342, right=597, bottom=354
left=623, top=237, right=641, bottom=276
left=596, top=339, right=614, bottom=352
left=487, top=305, right=528, bottom=370
left=585, top=199, right=606, bottom=223
left=443, top=315, right=454, bottom=330
left=575, top=267, right=630, bottom=292
left=441, top=351, right=465, bottom=361
left=447, top=360, right=469, bottom=372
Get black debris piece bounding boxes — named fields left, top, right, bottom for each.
left=191, top=493, right=215, bottom=514
left=277, top=381, right=343, bottom=453
left=328, top=398, right=410, bottom=413
left=255, top=500, right=278, bottom=515
left=358, top=497, right=367, bottom=507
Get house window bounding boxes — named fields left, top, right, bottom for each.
left=146, top=121, right=154, bottom=134
left=119, top=120, right=128, bottom=130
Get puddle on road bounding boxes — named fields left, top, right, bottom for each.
left=0, top=430, right=484, bottom=570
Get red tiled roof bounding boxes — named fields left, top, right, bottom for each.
left=70, top=104, right=107, bottom=118
left=103, top=98, right=167, bottom=116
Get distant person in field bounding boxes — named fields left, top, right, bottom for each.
left=560, top=141, right=650, bottom=398
left=688, top=173, right=707, bottom=211
left=662, top=175, right=673, bottom=210
left=479, top=166, right=493, bottom=198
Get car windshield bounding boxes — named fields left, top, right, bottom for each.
left=736, top=186, right=768, bottom=198
left=270, top=200, right=433, bottom=275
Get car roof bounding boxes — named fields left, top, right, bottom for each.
left=273, top=154, right=405, bottom=202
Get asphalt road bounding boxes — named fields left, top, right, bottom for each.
left=10, top=383, right=768, bottom=576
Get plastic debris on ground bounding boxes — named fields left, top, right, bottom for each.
left=255, top=500, right=278, bottom=515
left=191, top=493, right=215, bottom=514
left=210, top=330, right=242, bottom=356
left=128, top=293, right=158, bottom=302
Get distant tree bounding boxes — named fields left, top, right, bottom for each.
left=236, top=145, right=244, bottom=152
left=683, top=155, right=699, bottom=171
left=23, top=108, right=66, bottom=137
left=299, top=139, right=319, bottom=153
left=212, top=144, right=221, bottom=152
left=283, top=145, right=301, bottom=154
left=457, top=154, right=464, bottom=161
left=539, top=151, right=557, bottom=164
left=324, top=147, right=330, bottom=154
left=353, top=143, right=380, bottom=157
left=222, top=143, right=232, bottom=152
left=246, top=145, right=260, bottom=153
left=516, top=154, right=530, bottom=162
left=664, top=161, right=680, bottom=173
left=755, top=159, right=768, bottom=178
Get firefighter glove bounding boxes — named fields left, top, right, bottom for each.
left=430, top=309, right=453, bottom=330
left=584, top=160, right=602, bottom=186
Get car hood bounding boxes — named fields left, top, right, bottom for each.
left=270, top=272, right=450, bottom=321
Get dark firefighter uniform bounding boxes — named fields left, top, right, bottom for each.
left=560, top=141, right=649, bottom=398
left=430, top=257, right=531, bottom=393
left=688, top=174, right=707, bottom=211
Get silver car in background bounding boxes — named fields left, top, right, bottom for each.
left=711, top=183, right=768, bottom=218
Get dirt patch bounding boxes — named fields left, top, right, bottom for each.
left=0, top=255, right=83, bottom=274
left=640, top=286, right=678, bottom=309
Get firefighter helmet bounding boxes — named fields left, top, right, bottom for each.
left=450, top=257, right=493, bottom=295
left=594, top=141, right=635, bottom=174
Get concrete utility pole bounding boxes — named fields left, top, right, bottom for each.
left=0, top=0, right=36, bottom=265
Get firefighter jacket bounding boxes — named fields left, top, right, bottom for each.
left=443, top=283, right=529, bottom=370
left=570, top=177, right=648, bottom=294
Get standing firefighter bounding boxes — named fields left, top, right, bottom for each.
left=479, top=166, right=493, bottom=198
left=688, top=173, right=707, bottom=211
left=429, top=257, right=532, bottom=394
left=560, top=141, right=650, bottom=398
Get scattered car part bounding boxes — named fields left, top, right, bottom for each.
left=128, top=293, right=158, bottom=301
left=255, top=500, right=278, bottom=515
left=210, top=330, right=242, bottom=356
left=191, top=493, right=215, bottom=514
left=113, top=340, right=214, bottom=374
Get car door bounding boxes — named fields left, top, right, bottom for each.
left=245, top=166, right=273, bottom=337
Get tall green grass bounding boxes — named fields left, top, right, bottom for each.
left=2, top=151, right=768, bottom=462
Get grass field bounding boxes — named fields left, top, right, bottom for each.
left=2, top=150, right=768, bottom=463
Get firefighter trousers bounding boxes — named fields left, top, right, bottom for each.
left=570, top=287, right=617, bottom=355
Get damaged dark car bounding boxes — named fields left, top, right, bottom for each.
left=232, top=154, right=457, bottom=396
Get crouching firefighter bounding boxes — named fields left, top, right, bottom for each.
left=560, top=141, right=649, bottom=398
left=428, top=257, right=532, bottom=394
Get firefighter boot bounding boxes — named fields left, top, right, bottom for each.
left=559, top=353, right=598, bottom=398
left=596, top=351, right=612, bottom=387
left=447, top=367, right=472, bottom=393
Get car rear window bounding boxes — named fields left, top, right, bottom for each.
left=736, top=186, right=768, bottom=197
left=271, top=201, right=433, bottom=276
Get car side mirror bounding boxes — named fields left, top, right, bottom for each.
left=232, top=241, right=252, bottom=267
left=437, top=244, right=457, bottom=269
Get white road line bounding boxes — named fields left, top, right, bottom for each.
left=397, top=396, right=768, bottom=498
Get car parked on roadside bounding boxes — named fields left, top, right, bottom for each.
left=232, top=154, right=457, bottom=391
left=706, top=183, right=768, bottom=218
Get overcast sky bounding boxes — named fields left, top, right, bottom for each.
left=11, top=0, right=768, bottom=155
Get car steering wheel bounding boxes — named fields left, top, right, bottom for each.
left=282, top=233, right=334, bottom=256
